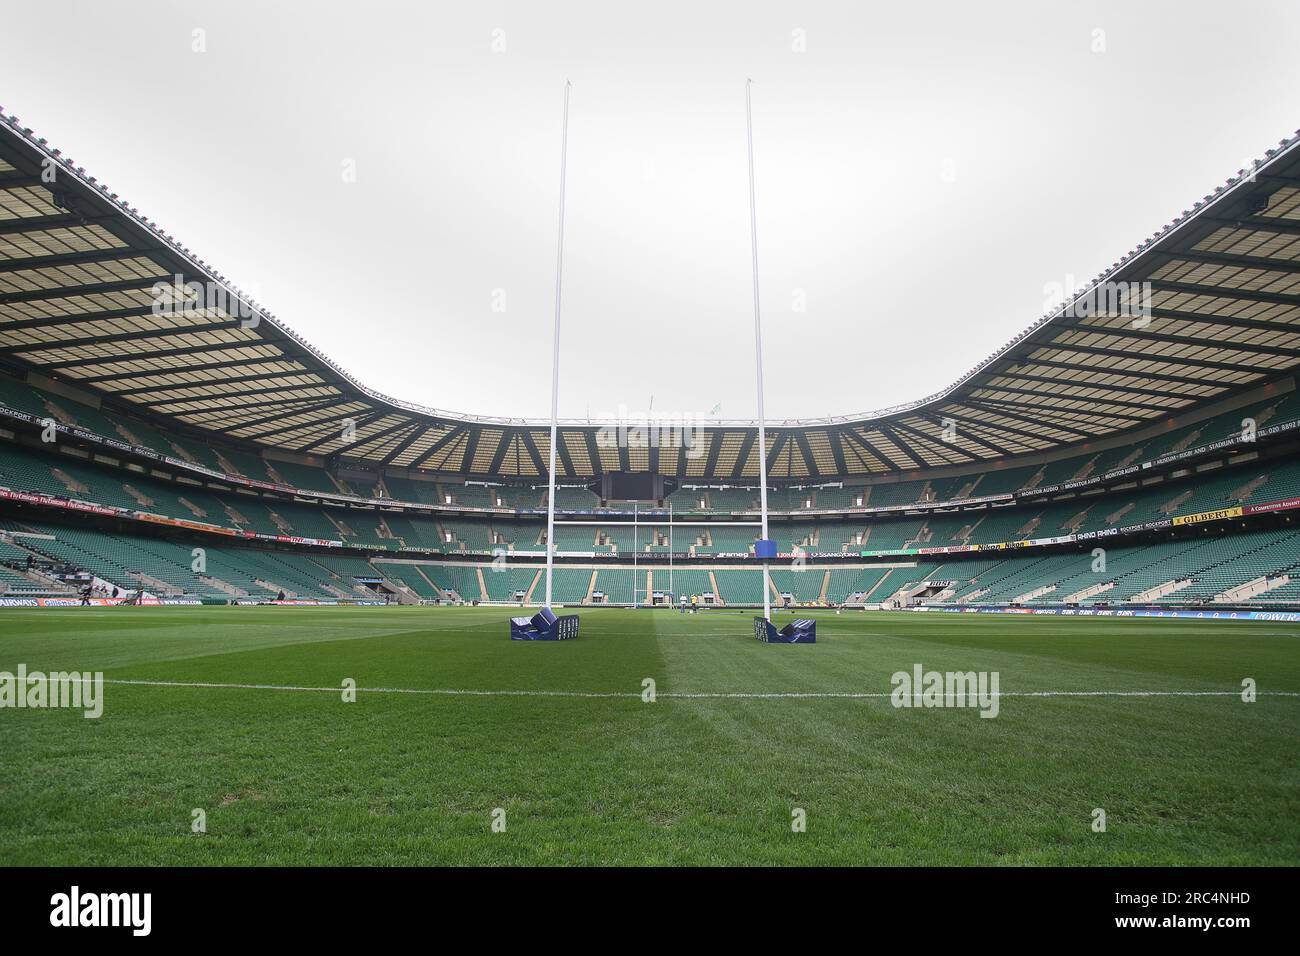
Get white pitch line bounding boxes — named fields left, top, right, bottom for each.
left=99, top=679, right=1300, bottom=700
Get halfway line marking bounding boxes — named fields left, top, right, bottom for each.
left=98, top=679, right=1299, bottom=700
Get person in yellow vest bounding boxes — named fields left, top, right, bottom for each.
left=691, top=594, right=698, bottom=613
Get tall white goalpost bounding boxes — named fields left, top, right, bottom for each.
left=544, top=81, right=571, bottom=610
left=746, top=79, right=772, bottom=624
left=543, top=80, right=769, bottom=619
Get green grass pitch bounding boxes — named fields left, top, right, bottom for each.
left=1, top=606, right=1297, bottom=866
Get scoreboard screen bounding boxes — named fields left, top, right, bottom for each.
left=606, top=471, right=661, bottom=501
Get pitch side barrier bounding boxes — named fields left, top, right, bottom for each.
left=2, top=400, right=1297, bottom=521
left=0, top=598, right=392, bottom=609
left=6, top=594, right=1294, bottom=619
left=917, top=605, right=1300, bottom=622
left=0, top=596, right=195, bottom=608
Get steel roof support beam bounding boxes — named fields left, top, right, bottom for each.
left=112, top=369, right=320, bottom=397
left=237, top=407, right=376, bottom=442
left=827, top=427, right=849, bottom=475
left=486, top=429, right=515, bottom=475
left=958, top=401, right=1098, bottom=441
left=409, top=425, right=469, bottom=468
left=793, top=432, right=818, bottom=479
left=376, top=424, right=431, bottom=466
left=969, top=396, right=1150, bottom=424
left=1064, top=322, right=1300, bottom=359
left=146, top=382, right=338, bottom=408
left=84, top=353, right=298, bottom=386
left=40, top=340, right=275, bottom=373
left=0, top=320, right=242, bottom=354
left=970, top=382, right=1179, bottom=412
left=731, top=431, right=756, bottom=480
left=0, top=247, right=166, bottom=274
left=932, top=408, right=1050, bottom=448
left=1012, top=285, right=1299, bottom=357
left=175, top=398, right=340, bottom=432
left=915, top=411, right=1013, bottom=456
left=878, top=425, right=924, bottom=469
left=520, top=430, right=549, bottom=477
left=301, top=414, right=409, bottom=455
left=0, top=304, right=213, bottom=335
left=1030, top=342, right=1267, bottom=375
left=1143, top=307, right=1300, bottom=332
left=0, top=212, right=119, bottom=234
left=988, top=369, right=1200, bottom=400
left=1200, top=216, right=1300, bottom=237
left=998, top=355, right=1231, bottom=389
left=555, top=430, right=580, bottom=478
left=458, top=427, right=480, bottom=474
left=0, top=274, right=175, bottom=305
left=1155, top=248, right=1300, bottom=275
left=889, top=419, right=980, bottom=465
left=838, top=428, right=899, bottom=473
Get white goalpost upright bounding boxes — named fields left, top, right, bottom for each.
left=544, top=81, right=571, bottom=610
left=745, top=79, right=772, bottom=624
left=543, top=80, right=769, bottom=619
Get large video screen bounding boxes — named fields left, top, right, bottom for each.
left=608, top=471, right=659, bottom=501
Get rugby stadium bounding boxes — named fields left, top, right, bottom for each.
left=2, top=99, right=1299, bottom=877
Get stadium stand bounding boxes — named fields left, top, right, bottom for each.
left=1, top=116, right=1300, bottom=612
left=712, top=569, right=766, bottom=605
left=652, top=568, right=714, bottom=601
left=548, top=567, right=593, bottom=603
left=768, top=568, right=824, bottom=603
left=482, top=567, right=540, bottom=602
left=376, top=563, right=442, bottom=600
left=418, top=564, right=482, bottom=602
left=592, top=568, right=636, bottom=604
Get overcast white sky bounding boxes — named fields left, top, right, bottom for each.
left=3, top=1, right=1298, bottom=422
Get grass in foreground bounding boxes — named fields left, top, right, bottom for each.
left=1, top=606, right=1297, bottom=865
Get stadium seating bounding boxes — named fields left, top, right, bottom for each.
left=549, top=487, right=601, bottom=510
left=5, top=366, right=1300, bottom=612
left=546, top=567, right=594, bottom=603
left=374, top=562, right=441, bottom=599
left=265, top=459, right=338, bottom=493
left=11, top=498, right=1300, bottom=609
left=592, top=567, right=637, bottom=603
left=381, top=513, right=445, bottom=551
left=702, top=524, right=756, bottom=553
left=768, top=568, right=824, bottom=603
left=379, top=476, right=444, bottom=506
left=482, top=567, right=540, bottom=602
left=865, top=480, right=928, bottom=507
left=712, top=569, right=767, bottom=605
left=651, top=568, right=713, bottom=601
left=548, top=523, right=599, bottom=550
left=417, top=564, right=482, bottom=601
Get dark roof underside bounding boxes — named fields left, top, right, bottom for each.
left=1, top=110, right=1298, bottom=479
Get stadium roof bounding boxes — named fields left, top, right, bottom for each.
left=1, top=107, right=1299, bottom=481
